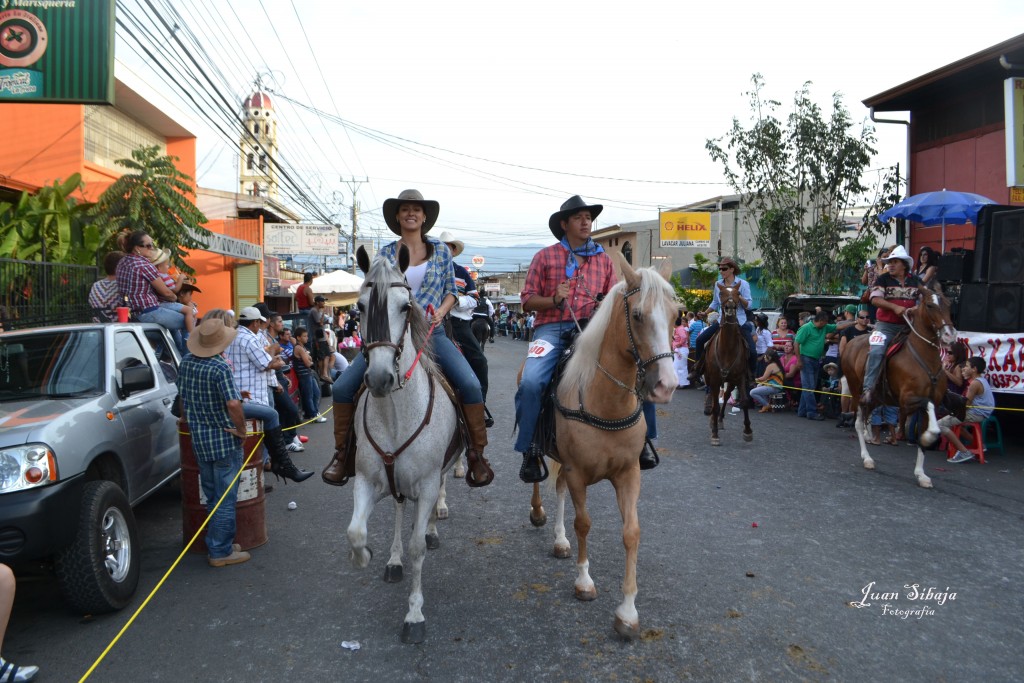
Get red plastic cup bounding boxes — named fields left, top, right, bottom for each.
left=116, top=307, right=130, bottom=323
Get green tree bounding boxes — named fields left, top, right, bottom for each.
left=89, top=145, right=210, bottom=274
left=0, top=174, right=100, bottom=264
left=706, top=75, right=896, bottom=300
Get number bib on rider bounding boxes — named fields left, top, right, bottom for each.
left=869, top=331, right=887, bottom=346
left=527, top=340, right=555, bottom=358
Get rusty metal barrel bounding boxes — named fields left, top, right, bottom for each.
left=179, top=418, right=268, bottom=553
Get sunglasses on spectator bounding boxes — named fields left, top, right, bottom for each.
left=140, top=242, right=155, bottom=248
left=718, top=266, right=730, bottom=271
left=858, top=315, right=869, bottom=319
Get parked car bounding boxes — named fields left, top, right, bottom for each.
left=0, top=323, right=181, bottom=614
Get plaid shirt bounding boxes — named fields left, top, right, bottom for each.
left=379, top=238, right=456, bottom=316
left=225, top=326, right=273, bottom=406
left=177, top=353, right=242, bottom=463
left=257, top=327, right=279, bottom=389
left=521, top=243, right=617, bottom=327
left=115, top=254, right=161, bottom=313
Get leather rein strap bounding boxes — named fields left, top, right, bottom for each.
left=363, top=376, right=436, bottom=502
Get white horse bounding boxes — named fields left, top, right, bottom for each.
left=346, top=246, right=462, bottom=644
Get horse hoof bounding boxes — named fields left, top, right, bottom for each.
left=917, top=477, right=934, bottom=489
left=425, top=533, right=440, bottom=550
left=575, top=585, right=598, bottom=601
left=711, top=438, right=721, bottom=447
left=552, top=544, right=571, bottom=559
left=351, top=547, right=373, bottom=569
left=863, top=460, right=875, bottom=470
left=453, top=463, right=465, bottom=478
left=401, top=621, right=426, bottom=644
left=436, top=507, right=449, bottom=520
left=613, top=616, right=640, bottom=641
left=530, top=510, right=547, bottom=527
left=743, top=432, right=753, bottom=442
left=383, top=564, right=403, bottom=583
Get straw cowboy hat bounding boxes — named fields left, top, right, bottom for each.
left=548, top=195, right=603, bottom=240
left=881, top=245, right=915, bottom=270
left=186, top=317, right=237, bottom=358
left=717, top=257, right=741, bottom=274
left=147, top=247, right=171, bottom=265
left=436, top=231, right=465, bottom=258
left=383, top=189, right=440, bottom=236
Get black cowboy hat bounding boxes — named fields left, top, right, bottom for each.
left=548, top=195, right=603, bottom=240
left=383, top=189, right=440, bottom=236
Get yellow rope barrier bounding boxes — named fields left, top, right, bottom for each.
left=79, top=434, right=265, bottom=682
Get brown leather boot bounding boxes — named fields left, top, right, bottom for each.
left=462, top=403, right=494, bottom=487
left=322, top=402, right=356, bottom=486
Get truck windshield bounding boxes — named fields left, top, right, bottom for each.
left=0, top=330, right=104, bottom=400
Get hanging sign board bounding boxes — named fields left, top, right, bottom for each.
left=1006, top=78, right=1024, bottom=187
left=265, top=223, right=339, bottom=255
left=660, top=212, right=711, bottom=248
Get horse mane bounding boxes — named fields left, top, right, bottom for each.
left=560, top=267, right=675, bottom=397
left=364, top=256, right=438, bottom=379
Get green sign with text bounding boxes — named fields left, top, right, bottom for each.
left=0, top=0, right=114, bottom=104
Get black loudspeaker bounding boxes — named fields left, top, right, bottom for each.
left=957, top=283, right=1024, bottom=332
left=938, top=250, right=972, bottom=282
left=987, top=209, right=1024, bottom=283
left=972, top=205, right=1024, bottom=283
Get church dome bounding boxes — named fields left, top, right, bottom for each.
left=245, top=91, right=273, bottom=111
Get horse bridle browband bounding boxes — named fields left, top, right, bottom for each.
left=361, top=281, right=414, bottom=391
left=558, top=285, right=671, bottom=431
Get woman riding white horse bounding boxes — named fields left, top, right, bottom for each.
left=323, top=189, right=493, bottom=489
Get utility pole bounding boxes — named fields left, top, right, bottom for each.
left=341, top=177, right=368, bottom=274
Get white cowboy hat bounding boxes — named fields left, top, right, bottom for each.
left=881, top=245, right=914, bottom=269
left=186, top=317, right=237, bottom=357
left=436, top=231, right=465, bottom=258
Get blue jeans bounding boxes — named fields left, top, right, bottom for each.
left=297, top=371, right=321, bottom=419
left=333, top=326, right=483, bottom=404
left=138, top=305, right=187, bottom=356
left=798, top=355, right=821, bottom=418
left=751, top=384, right=782, bottom=407
left=198, top=446, right=244, bottom=559
left=242, top=400, right=280, bottom=465
left=514, top=322, right=656, bottom=453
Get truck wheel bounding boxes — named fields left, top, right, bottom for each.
left=55, top=481, right=140, bottom=614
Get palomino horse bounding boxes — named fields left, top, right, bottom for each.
left=703, top=282, right=752, bottom=446
left=346, top=246, right=461, bottom=644
left=528, top=252, right=677, bottom=639
left=841, top=285, right=957, bottom=488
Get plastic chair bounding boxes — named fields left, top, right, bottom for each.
left=945, top=422, right=986, bottom=464
left=981, top=414, right=1003, bottom=457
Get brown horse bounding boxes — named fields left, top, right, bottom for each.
left=703, top=282, right=752, bottom=446
left=526, top=252, right=677, bottom=639
left=840, top=285, right=957, bottom=488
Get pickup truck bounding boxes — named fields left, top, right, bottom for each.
left=0, top=323, right=181, bottom=614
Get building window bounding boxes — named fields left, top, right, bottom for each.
left=246, top=153, right=254, bottom=170
left=622, top=241, right=633, bottom=265
left=259, top=154, right=267, bottom=171
left=252, top=182, right=261, bottom=197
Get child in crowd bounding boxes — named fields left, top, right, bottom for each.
left=149, top=248, right=195, bottom=334
left=292, top=327, right=325, bottom=423
left=88, top=251, right=125, bottom=322
left=820, top=362, right=842, bottom=419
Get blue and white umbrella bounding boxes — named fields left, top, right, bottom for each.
left=879, top=189, right=996, bottom=251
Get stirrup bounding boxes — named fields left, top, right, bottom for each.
left=519, top=447, right=549, bottom=483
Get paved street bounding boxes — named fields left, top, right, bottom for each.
left=9, top=334, right=1024, bottom=682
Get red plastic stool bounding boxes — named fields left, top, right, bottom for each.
left=945, top=422, right=986, bottom=464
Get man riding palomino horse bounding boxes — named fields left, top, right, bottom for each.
left=322, top=189, right=494, bottom=489
left=860, top=245, right=924, bottom=406
left=515, top=195, right=660, bottom=483
left=687, top=257, right=757, bottom=385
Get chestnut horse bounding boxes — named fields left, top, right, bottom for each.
left=527, top=252, right=677, bottom=639
left=703, top=282, right=752, bottom=446
left=840, top=285, right=957, bottom=488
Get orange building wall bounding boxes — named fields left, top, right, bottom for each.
left=0, top=103, right=85, bottom=196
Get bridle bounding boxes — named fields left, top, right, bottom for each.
left=559, top=283, right=672, bottom=431
left=361, top=281, right=414, bottom=391
left=899, top=294, right=955, bottom=389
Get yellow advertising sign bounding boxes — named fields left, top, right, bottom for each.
left=1011, top=186, right=1024, bottom=204
left=660, top=212, right=711, bottom=247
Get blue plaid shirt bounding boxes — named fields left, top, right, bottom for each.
left=178, top=353, right=243, bottom=463
left=378, top=238, right=456, bottom=315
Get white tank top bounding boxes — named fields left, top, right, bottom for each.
left=404, top=262, right=428, bottom=296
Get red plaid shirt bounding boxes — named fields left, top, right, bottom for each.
left=521, top=243, right=617, bottom=327
left=115, top=254, right=161, bottom=313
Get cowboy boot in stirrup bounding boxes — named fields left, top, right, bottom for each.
left=265, top=426, right=314, bottom=483
left=639, top=438, right=660, bottom=470
left=322, top=402, right=356, bottom=486
left=462, top=403, right=494, bottom=487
